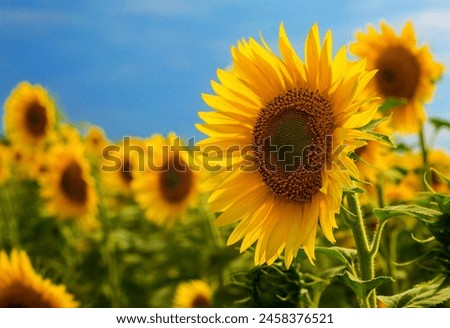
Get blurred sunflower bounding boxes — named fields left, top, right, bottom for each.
left=173, top=280, right=212, bottom=308
left=197, top=23, right=378, bottom=267
left=84, top=125, right=109, bottom=160
left=39, top=143, right=98, bottom=230
left=385, top=172, right=420, bottom=203
left=132, top=133, right=201, bottom=227
left=58, top=123, right=82, bottom=145
left=0, top=249, right=78, bottom=308
left=101, top=137, right=145, bottom=195
left=350, top=21, right=444, bottom=133
left=3, top=81, right=56, bottom=147
left=427, top=150, right=450, bottom=193
left=0, top=145, right=10, bottom=185
left=7, top=143, right=34, bottom=180
left=355, top=120, right=392, bottom=183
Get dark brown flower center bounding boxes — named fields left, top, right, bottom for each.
left=25, top=101, right=48, bottom=137
left=121, top=159, right=133, bottom=185
left=159, top=154, right=193, bottom=204
left=60, top=160, right=88, bottom=204
left=0, top=282, right=53, bottom=308
left=375, top=45, right=421, bottom=100
left=191, top=294, right=210, bottom=308
left=253, top=88, right=334, bottom=202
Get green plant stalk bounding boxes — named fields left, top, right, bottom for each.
left=346, top=192, right=377, bottom=308
left=97, top=183, right=122, bottom=308
left=419, top=124, right=429, bottom=169
left=1, top=182, right=20, bottom=248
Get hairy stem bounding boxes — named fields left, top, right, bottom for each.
left=347, top=192, right=377, bottom=308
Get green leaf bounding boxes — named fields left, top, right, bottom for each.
left=373, top=205, right=442, bottom=222
left=431, top=193, right=450, bottom=214
left=359, top=114, right=391, bottom=132
left=315, top=247, right=357, bottom=265
left=378, top=275, right=450, bottom=308
left=343, top=185, right=365, bottom=195
left=333, top=271, right=393, bottom=299
left=378, top=97, right=406, bottom=112
left=430, top=117, right=450, bottom=131
left=366, top=130, right=396, bottom=148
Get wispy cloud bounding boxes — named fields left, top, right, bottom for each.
left=123, top=0, right=211, bottom=17
left=0, top=8, right=77, bottom=27
left=412, top=9, right=450, bottom=30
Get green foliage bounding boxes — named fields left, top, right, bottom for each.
left=373, top=205, right=442, bottom=222
left=378, top=97, right=407, bottom=112
left=378, top=275, right=450, bottom=308
left=365, top=130, right=396, bottom=148
left=430, top=117, right=450, bottom=131
left=333, top=271, right=394, bottom=300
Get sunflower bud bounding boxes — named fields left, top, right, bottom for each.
left=247, top=264, right=301, bottom=307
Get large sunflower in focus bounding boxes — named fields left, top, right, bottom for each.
left=3, top=81, right=56, bottom=146
left=0, top=250, right=78, bottom=307
left=197, top=23, right=378, bottom=267
left=132, top=133, right=201, bottom=227
left=350, top=21, right=444, bottom=133
left=39, top=143, right=98, bottom=230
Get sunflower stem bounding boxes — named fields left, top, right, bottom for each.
left=1, top=181, right=20, bottom=248
left=419, top=124, right=429, bottom=171
left=97, top=188, right=122, bottom=307
left=346, top=192, right=377, bottom=308
left=370, top=219, right=388, bottom=258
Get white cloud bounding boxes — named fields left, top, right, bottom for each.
left=412, top=9, right=450, bottom=30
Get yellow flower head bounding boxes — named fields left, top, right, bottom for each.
left=3, top=81, right=57, bottom=146
left=132, top=133, right=201, bottom=227
left=173, top=280, right=212, bottom=308
left=426, top=150, right=450, bottom=193
left=101, top=137, right=146, bottom=195
left=350, top=21, right=444, bottom=133
left=0, top=249, right=78, bottom=307
left=197, top=23, right=378, bottom=267
left=84, top=125, right=110, bottom=159
left=0, top=145, right=11, bottom=185
left=355, top=120, right=393, bottom=183
left=39, top=142, right=98, bottom=230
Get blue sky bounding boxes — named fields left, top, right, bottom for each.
left=1, top=0, right=449, bottom=149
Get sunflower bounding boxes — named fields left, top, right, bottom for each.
left=427, top=150, right=450, bottom=193
left=173, top=280, right=212, bottom=308
left=84, top=125, right=109, bottom=160
left=385, top=172, right=420, bottom=203
left=3, top=81, right=57, bottom=147
left=6, top=143, right=34, bottom=180
left=0, top=145, right=10, bottom=185
left=197, top=23, right=378, bottom=267
left=350, top=21, right=444, bottom=133
left=101, top=137, right=145, bottom=195
left=0, top=249, right=78, bottom=307
left=132, top=133, right=201, bottom=227
left=39, top=142, right=98, bottom=230
left=355, top=120, right=392, bottom=183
